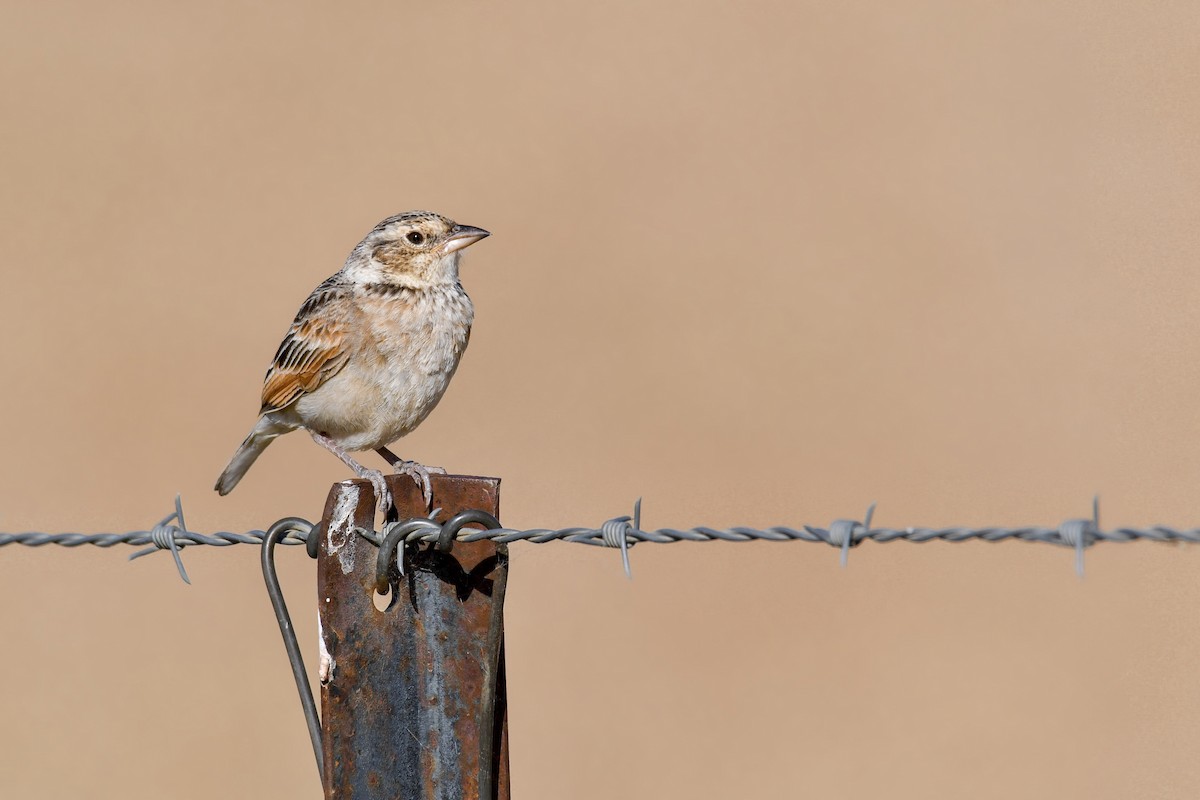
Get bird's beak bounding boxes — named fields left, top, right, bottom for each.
left=442, top=224, right=491, bottom=255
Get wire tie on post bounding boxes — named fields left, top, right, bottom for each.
left=829, top=502, right=875, bottom=568
left=600, top=498, right=640, bottom=579
left=260, top=517, right=323, bottom=781
left=436, top=509, right=503, bottom=554
left=306, top=520, right=323, bottom=559
left=128, top=494, right=191, bottom=584
left=375, top=519, right=439, bottom=590
left=372, top=508, right=442, bottom=579
left=1058, top=496, right=1099, bottom=578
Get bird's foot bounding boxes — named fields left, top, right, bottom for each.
left=393, top=461, right=445, bottom=509
left=359, top=468, right=393, bottom=523
left=311, top=431, right=394, bottom=524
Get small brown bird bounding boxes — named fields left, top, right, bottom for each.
left=215, top=211, right=490, bottom=517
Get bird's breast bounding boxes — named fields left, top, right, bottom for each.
left=362, top=285, right=474, bottom=376
left=316, top=285, right=474, bottom=449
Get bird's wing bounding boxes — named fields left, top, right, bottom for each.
left=260, top=276, right=354, bottom=413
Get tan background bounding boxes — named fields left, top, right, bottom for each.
left=2, top=1, right=1199, bottom=798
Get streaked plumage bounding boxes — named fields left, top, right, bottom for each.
left=215, top=211, right=490, bottom=514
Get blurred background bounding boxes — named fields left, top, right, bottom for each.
left=2, top=1, right=1199, bottom=798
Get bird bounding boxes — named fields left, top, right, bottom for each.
left=214, top=211, right=490, bottom=520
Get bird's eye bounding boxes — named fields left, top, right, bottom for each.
left=406, top=231, right=425, bottom=245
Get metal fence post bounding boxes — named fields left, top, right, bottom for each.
left=317, top=474, right=510, bottom=799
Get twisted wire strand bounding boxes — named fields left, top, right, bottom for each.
left=7, top=522, right=1200, bottom=546
left=3, top=496, right=1199, bottom=583
left=0, top=529, right=310, bottom=549
left=363, top=523, right=1200, bottom=546
left=6, top=524, right=1200, bottom=550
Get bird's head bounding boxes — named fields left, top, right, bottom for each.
left=350, top=211, right=490, bottom=287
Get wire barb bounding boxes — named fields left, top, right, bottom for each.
left=827, top=502, right=876, bottom=568
left=128, top=495, right=192, bottom=584
left=599, top=498, right=640, bottom=579
left=1057, top=496, right=1101, bottom=578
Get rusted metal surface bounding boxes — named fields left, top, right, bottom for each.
left=318, top=474, right=510, bottom=800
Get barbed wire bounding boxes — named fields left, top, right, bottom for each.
left=0, top=495, right=310, bottom=585
left=1, top=495, right=1198, bottom=583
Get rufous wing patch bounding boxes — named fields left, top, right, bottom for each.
left=260, top=281, right=353, bottom=413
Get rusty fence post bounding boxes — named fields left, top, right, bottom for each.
left=317, top=474, right=510, bottom=800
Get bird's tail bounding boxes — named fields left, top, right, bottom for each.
left=215, top=418, right=287, bottom=495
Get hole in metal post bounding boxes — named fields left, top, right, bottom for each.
left=372, top=589, right=392, bottom=612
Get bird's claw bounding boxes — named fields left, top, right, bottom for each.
left=361, top=469, right=393, bottom=523
left=393, top=460, right=444, bottom=509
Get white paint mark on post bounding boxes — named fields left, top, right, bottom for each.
left=328, top=481, right=360, bottom=574
left=318, top=611, right=335, bottom=683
